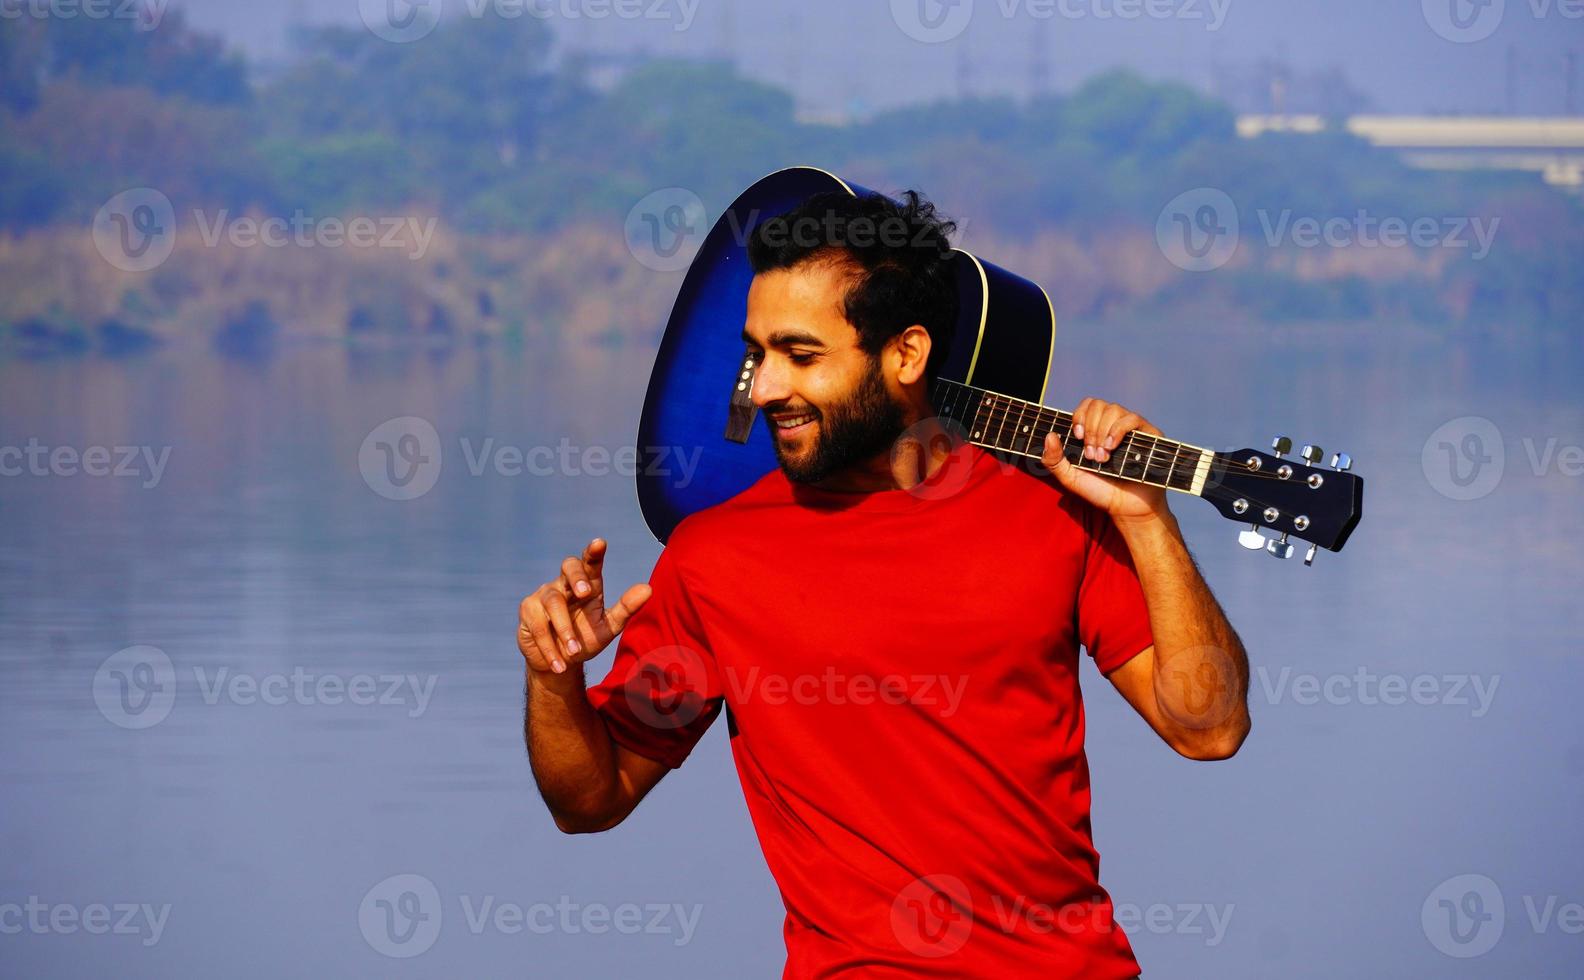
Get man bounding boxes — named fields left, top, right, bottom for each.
left=520, top=190, right=1250, bottom=977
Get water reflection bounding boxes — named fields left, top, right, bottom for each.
left=1, top=326, right=1580, bottom=977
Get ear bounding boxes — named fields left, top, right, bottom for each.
left=891, top=324, right=932, bottom=385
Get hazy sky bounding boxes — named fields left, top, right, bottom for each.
left=174, top=0, right=1581, bottom=116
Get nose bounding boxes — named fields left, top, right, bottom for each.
left=750, top=355, right=791, bottom=410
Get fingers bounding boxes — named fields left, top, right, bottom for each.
left=519, top=537, right=633, bottom=676
left=557, top=538, right=609, bottom=603
left=562, top=554, right=592, bottom=600
left=518, top=592, right=565, bottom=674
left=581, top=537, right=606, bottom=597
left=541, top=588, right=581, bottom=662
left=1069, top=398, right=1155, bottom=464
left=604, top=582, right=653, bottom=636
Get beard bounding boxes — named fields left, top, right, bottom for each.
left=773, top=356, right=907, bottom=486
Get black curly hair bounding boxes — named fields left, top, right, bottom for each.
left=746, top=189, right=959, bottom=384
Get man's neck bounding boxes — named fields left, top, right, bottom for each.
left=810, top=411, right=958, bottom=494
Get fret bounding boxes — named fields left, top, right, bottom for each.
left=1019, top=402, right=1043, bottom=456
left=1004, top=398, right=1026, bottom=453
left=930, top=379, right=1209, bottom=495
left=985, top=392, right=1004, bottom=448
left=969, top=388, right=989, bottom=442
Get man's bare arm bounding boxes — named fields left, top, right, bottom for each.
left=1041, top=399, right=1251, bottom=760
left=519, top=537, right=671, bottom=832
left=1104, top=513, right=1251, bottom=760
left=524, top=663, right=670, bottom=832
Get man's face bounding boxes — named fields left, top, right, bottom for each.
left=742, top=261, right=908, bottom=485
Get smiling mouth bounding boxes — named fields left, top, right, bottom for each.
left=771, top=413, right=817, bottom=437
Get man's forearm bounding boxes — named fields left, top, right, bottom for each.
left=524, top=664, right=623, bottom=828
left=1115, top=511, right=1252, bottom=755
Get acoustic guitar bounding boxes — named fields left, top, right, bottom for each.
left=634, top=167, right=1362, bottom=566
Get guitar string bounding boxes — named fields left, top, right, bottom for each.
left=931, top=381, right=1209, bottom=489
left=937, top=384, right=1340, bottom=487
left=958, top=393, right=1308, bottom=481
left=927, top=381, right=1333, bottom=531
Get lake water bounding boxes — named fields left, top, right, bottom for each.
left=1, top=322, right=1580, bottom=978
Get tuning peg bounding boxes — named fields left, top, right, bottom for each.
left=1238, top=526, right=1266, bottom=550
left=1303, top=543, right=1318, bottom=566
left=1266, top=532, right=1294, bottom=559
left=1330, top=452, right=1352, bottom=472
left=1300, top=444, right=1323, bottom=465
left=1271, top=436, right=1292, bottom=458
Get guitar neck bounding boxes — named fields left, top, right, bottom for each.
left=930, top=377, right=1215, bottom=495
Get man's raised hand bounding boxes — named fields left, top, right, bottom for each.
left=518, top=537, right=653, bottom=675
left=1041, top=397, right=1171, bottom=523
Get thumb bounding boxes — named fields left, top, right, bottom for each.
left=604, top=582, right=653, bottom=635
left=1043, top=433, right=1082, bottom=489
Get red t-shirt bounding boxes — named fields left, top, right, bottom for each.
left=587, top=441, right=1154, bottom=978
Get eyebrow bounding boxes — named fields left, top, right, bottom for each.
left=741, top=328, right=827, bottom=349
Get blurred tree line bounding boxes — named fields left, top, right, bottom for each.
left=1, top=9, right=1579, bottom=341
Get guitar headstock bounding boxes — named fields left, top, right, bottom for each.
left=1201, top=436, right=1363, bottom=565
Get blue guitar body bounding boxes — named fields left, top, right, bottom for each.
left=635, top=166, right=1057, bottom=544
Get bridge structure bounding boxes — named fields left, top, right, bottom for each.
left=1238, top=115, right=1584, bottom=193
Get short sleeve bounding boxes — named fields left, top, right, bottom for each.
left=1075, top=504, right=1155, bottom=675
left=585, top=541, right=724, bottom=770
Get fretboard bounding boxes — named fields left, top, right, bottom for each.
left=930, top=377, right=1213, bottom=494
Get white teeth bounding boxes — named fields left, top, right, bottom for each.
left=775, top=415, right=815, bottom=428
